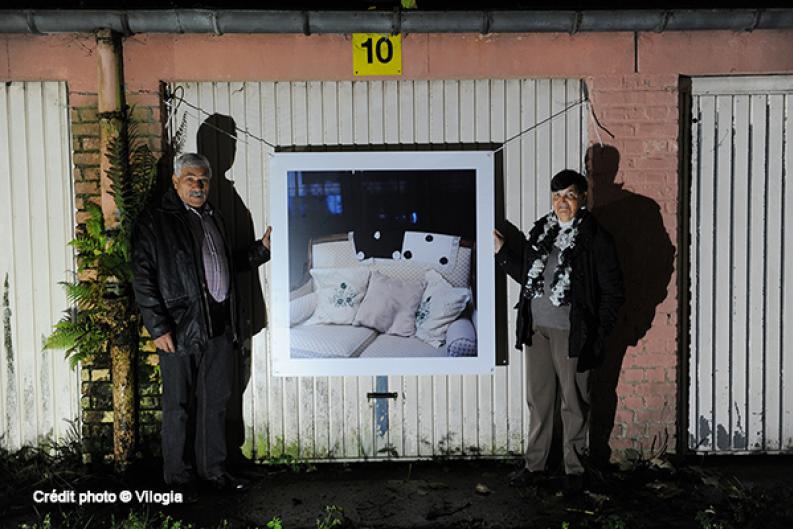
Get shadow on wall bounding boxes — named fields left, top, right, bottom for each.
left=586, top=144, right=675, bottom=465
left=197, top=114, right=267, bottom=466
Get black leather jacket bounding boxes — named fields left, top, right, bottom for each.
left=132, top=188, right=270, bottom=354
left=496, top=209, right=624, bottom=372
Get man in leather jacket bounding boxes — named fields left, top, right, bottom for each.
left=132, top=152, right=271, bottom=493
left=494, top=169, right=623, bottom=495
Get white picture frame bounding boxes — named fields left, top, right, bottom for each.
left=269, top=151, right=495, bottom=376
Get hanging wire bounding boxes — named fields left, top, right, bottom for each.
left=161, top=83, right=611, bottom=154
left=164, top=86, right=279, bottom=149
left=494, top=97, right=588, bottom=154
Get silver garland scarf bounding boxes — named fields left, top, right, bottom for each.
left=522, top=210, right=584, bottom=306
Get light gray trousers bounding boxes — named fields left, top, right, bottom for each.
left=524, top=325, right=591, bottom=475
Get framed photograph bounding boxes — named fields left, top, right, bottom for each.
left=269, top=151, right=495, bottom=376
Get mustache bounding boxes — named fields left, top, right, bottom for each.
left=188, top=190, right=206, bottom=198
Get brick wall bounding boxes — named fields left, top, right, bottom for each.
left=586, top=75, right=681, bottom=457
left=71, top=98, right=164, bottom=461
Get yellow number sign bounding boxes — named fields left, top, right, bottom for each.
left=353, top=33, right=402, bottom=77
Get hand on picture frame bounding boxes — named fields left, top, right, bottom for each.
left=493, top=229, right=504, bottom=254
left=261, top=226, right=272, bottom=250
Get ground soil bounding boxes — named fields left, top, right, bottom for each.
left=3, top=456, right=793, bottom=529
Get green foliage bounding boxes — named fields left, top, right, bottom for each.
left=315, top=506, right=344, bottom=529
left=44, top=111, right=156, bottom=368
left=265, top=517, right=283, bottom=529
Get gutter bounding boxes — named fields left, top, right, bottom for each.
left=1, top=9, right=792, bottom=35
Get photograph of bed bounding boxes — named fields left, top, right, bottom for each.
left=269, top=151, right=494, bottom=376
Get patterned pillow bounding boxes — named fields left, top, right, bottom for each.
left=414, top=269, right=471, bottom=348
left=353, top=271, right=425, bottom=336
left=372, top=245, right=472, bottom=288
left=304, top=268, right=371, bottom=326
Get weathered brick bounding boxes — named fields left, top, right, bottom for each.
left=78, top=107, right=99, bottom=123
left=81, top=167, right=101, bottom=182
left=74, top=182, right=97, bottom=195
left=594, top=90, right=676, bottom=107
left=73, top=152, right=100, bottom=166
left=80, top=136, right=101, bottom=151
left=634, top=154, right=678, bottom=169
left=601, top=106, right=648, bottom=122
left=71, top=123, right=99, bottom=137
left=645, top=106, right=673, bottom=120
left=643, top=368, right=668, bottom=385
left=622, top=368, right=644, bottom=383
left=635, top=122, right=679, bottom=138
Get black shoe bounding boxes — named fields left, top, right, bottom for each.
left=204, top=472, right=248, bottom=493
left=509, top=467, right=547, bottom=487
left=563, top=473, right=585, bottom=497
left=169, top=480, right=199, bottom=504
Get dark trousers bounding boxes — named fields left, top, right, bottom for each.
left=159, top=331, right=233, bottom=484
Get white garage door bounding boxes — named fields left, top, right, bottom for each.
left=689, top=75, right=793, bottom=453
left=0, top=82, right=79, bottom=450
left=169, top=79, right=588, bottom=460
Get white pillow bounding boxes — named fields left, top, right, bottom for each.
left=304, top=268, right=371, bottom=326
left=414, top=269, right=471, bottom=348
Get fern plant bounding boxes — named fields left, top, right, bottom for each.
left=44, top=114, right=156, bottom=368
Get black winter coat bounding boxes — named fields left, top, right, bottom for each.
left=132, top=188, right=270, bottom=355
left=495, top=209, right=624, bottom=372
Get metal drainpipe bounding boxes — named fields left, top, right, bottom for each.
left=96, top=28, right=125, bottom=229
left=96, top=28, right=137, bottom=470
left=1, top=9, right=793, bottom=34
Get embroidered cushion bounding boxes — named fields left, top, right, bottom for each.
left=304, top=267, right=371, bottom=325
left=414, top=269, right=471, bottom=348
left=353, top=271, right=425, bottom=336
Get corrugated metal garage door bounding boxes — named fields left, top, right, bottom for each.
left=169, top=79, right=587, bottom=460
left=689, top=76, right=793, bottom=453
left=0, top=82, right=79, bottom=450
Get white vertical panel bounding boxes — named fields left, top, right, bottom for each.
left=0, top=82, right=77, bottom=450
left=9, top=83, right=37, bottom=446
left=171, top=78, right=587, bottom=460
left=747, top=94, right=768, bottom=450
left=352, top=81, right=368, bottom=145
left=490, top=79, right=509, bottom=454
left=784, top=93, right=793, bottom=450
left=688, top=95, right=700, bottom=451
left=730, top=95, right=750, bottom=450
left=503, top=79, right=523, bottom=454
left=765, top=94, right=784, bottom=451
left=696, top=95, right=716, bottom=450
left=261, top=81, right=285, bottom=457
left=691, top=76, right=793, bottom=453
left=713, top=95, right=732, bottom=450
left=0, top=84, right=19, bottom=448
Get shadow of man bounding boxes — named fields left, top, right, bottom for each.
left=586, top=144, right=675, bottom=466
left=197, top=114, right=267, bottom=468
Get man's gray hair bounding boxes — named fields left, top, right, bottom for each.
left=174, top=152, right=212, bottom=178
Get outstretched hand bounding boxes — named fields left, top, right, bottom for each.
left=493, top=229, right=504, bottom=254
left=261, top=226, right=272, bottom=250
